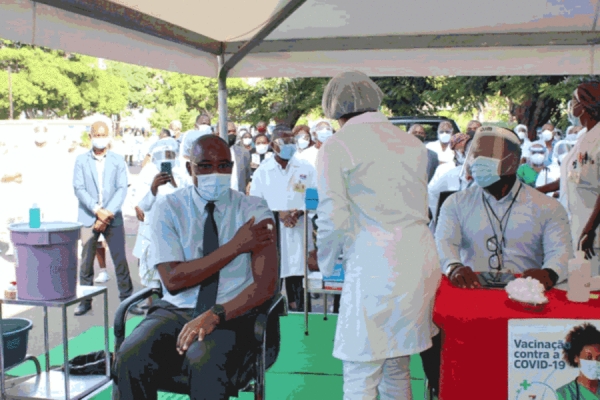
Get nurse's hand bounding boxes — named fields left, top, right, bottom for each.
left=522, top=269, right=554, bottom=290
left=449, top=265, right=481, bottom=289
left=579, top=230, right=596, bottom=260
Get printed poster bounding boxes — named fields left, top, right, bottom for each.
left=508, top=319, right=600, bottom=400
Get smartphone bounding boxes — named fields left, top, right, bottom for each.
left=160, top=161, right=172, bottom=176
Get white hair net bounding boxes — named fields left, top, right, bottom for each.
left=322, top=71, right=384, bottom=120
left=181, top=125, right=213, bottom=159
left=151, top=138, right=179, bottom=159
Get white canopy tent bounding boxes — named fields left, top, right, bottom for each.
left=2, top=0, right=600, bottom=135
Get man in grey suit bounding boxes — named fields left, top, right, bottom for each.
left=409, top=124, right=439, bottom=183
left=72, top=121, right=139, bottom=316
left=220, top=122, right=251, bottom=192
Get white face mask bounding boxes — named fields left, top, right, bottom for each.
left=530, top=153, right=546, bottom=165
left=242, top=138, right=252, bottom=146
left=517, top=131, right=527, bottom=141
left=541, top=130, right=553, bottom=142
left=255, top=144, right=269, bottom=155
left=195, top=173, right=231, bottom=202
left=297, top=138, right=310, bottom=150
left=579, top=359, right=600, bottom=380
left=439, top=132, right=452, bottom=144
left=470, top=156, right=501, bottom=188
left=316, top=129, right=333, bottom=143
left=92, top=137, right=109, bottom=150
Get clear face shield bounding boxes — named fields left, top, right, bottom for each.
left=152, top=148, right=178, bottom=170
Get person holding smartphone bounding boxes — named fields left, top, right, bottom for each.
left=133, top=138, right=187, bottom=309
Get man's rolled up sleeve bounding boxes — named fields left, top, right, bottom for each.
left=435, top=196, right=463, bottom=273
left=316, top=140, right=351, bottom=277
left=541, top=203, right=572, bottom=282
left=148, top=197, right=185, bottom=270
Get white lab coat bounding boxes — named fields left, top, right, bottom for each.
left=426, top=140, right=454, bottom=164
left=250, top=156, right=316, bottom=278
left=316, top=111, right=441, bottom=362
left=133, top=162, right=187, bottom=287
left=560, top=122, right=600, bottom=275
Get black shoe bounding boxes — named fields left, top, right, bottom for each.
left=128, top=304, right=145, bottom=316
left=74, top=303, right=92, bottom=316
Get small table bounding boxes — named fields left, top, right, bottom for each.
left=433, top=276, right=600, bottom=400
left=0, top=286, right=110, bottom=400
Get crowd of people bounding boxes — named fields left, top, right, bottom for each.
left=2, top=73, right=600, bottom=400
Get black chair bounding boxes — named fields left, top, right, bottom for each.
left=113, top=290, right=286, bottom=399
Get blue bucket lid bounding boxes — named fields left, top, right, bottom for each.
left=8, top=222, right=83, bottom=233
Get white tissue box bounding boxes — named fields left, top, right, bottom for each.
left=304, top=272, right=323, bottom=290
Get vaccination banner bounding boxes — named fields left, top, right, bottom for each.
left=508, top=319, right=600, bottom=400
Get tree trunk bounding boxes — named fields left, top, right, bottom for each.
left=511, top=94, right=559, bottom=141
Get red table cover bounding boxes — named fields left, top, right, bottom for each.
left=433, top=276, right=600, bottom=400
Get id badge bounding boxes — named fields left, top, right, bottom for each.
left=293, top=181, right=306, bottom=193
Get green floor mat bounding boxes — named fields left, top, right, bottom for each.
left=5, top=313, right=430, bottom=400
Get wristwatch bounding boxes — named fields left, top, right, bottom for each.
left=210, top=304, right=226, bottom=325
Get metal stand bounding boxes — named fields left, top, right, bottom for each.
left=0, top=286, right=110, bottom=400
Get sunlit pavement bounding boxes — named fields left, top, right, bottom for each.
left=0, top=163, right=332, bottom=359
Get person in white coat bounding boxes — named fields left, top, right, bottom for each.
left=539, top=82, right=600, bottom=275
left=132, top=138, right=187, bottom=308
left=426, top=121, right=455, bottom=164
left=317, top=71, right=441, bottom=399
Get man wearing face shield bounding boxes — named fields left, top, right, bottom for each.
left=113, top=135, right=278, bottom=399
left=426, top=121, right=455, bottom=164
left=317, top=71, right=441, bottom=399
left=436, top=126, right=571, bottom=292
left=538, top=82, right=600, bottom=274
left=517, top=141, right=550, bottom=187
left=72, top=121, right=136, bottom=316
left=132, top=138, right=185, bottom=309
left=250, top=128, right=318, bottom=312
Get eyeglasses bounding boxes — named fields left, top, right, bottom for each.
left=191, top=161, right=234, bottom=174
left=486, top=236, right=502, bottom=272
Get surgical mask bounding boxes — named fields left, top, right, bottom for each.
left=577, top=127, right=588, bottom=139
left=566, top=133, right=578, bottom=142
left=242, top=138, right=252, bottom=146
left=530, top=153, right=546, bottom=165
left=541, top=130, right=553, bottom=142
left=470, top=156, right=501, bottom=188
left=316, top=129, right=333, bottom=143
left=579, top=359, right=600, bottom=380
left=558, top=154, right=567, bottom=165
left=256, top=144, right=269, bottom=155
left=276, top=143, right=296, bottom=160
left=195, top=173, right=231, bottom=202
left=517, top=131, right=527, bottom=141
left=568, top=100, right=582, bottom=126
left=439, top=133, right=451, bottom=144
left=455, top=151, right=466, bottom=166
left=297, top=138, right=310, bottom=150
left=92, top=137, right=109, bottom=150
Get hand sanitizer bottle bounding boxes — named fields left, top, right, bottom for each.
left=568, top=250, right=591, bottom=303
left=29, top=203, right=41, bottom=229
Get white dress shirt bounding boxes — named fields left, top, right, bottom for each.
left=316, top=111, right=441, bottom=362
left=426, top=140, right=455, bottom=163
left=436, top=179, right=572, bottom=281
left=250, top=156, right=317, bottom=278
left=427, top=165, right=470, bottom=230
left=148, top=187, right=273, bottom=308
left=92, top=152, right=107, bottom=211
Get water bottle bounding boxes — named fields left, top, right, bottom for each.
left=567, top=249, right=591, bottom=303
left=29, top=203, right=41, bottom=229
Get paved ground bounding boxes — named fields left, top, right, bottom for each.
left=0, top=162, right=333, bottom=360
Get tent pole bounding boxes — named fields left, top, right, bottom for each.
left=217, top=55, right=228, bottom=141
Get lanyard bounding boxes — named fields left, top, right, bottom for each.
left=482, top=183, right=522, bottom=248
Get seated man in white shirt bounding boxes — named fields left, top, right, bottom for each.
left=113, top=135, right=277, bottom=400
left=436, top=126, right=572, bottom=290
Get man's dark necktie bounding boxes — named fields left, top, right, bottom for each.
left=192, top=202, right=220, bottom=318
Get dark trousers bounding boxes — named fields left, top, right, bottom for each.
left=113, top=300, right=256, bottom=400
left=420, top=332, right=442, bottom=394
left=281, top=276, right=311, bottom=312
left=79, top=224, right=133, bottom=304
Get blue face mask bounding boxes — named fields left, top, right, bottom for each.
left=277, top=143, right=296, bottom=160
left=470, top=156, right=501, bottom=188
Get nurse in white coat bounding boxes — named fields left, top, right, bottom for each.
left=317, top=71, right=441, bottom=399
left=539, top=82, right=600, bottom=275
